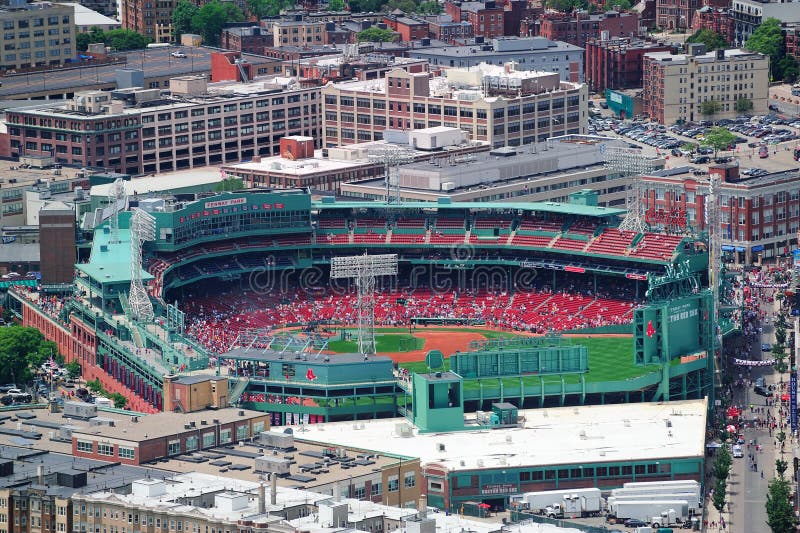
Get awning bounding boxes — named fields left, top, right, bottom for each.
left=752, top=245, right=765, bottom=252
left=736, top=247, right=745, bottom=252
left=721, top=245, right=735, bottom=251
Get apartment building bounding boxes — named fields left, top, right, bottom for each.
left=690, top=7, right=734, bottom=48
left=445, top=0, right=505, bottom=38
left=641, top=46, right=769, bottom=125
left=6, top=75, right=321, bottom=175
left=534, top=11, right=640, bottom=48
left=0, top=0, right=76, bottom=72
left=641, top=164, right=800, bottom=263
left=730, top=0, right=800, bottom=46
left=322, top=62, right=587, bottom=148
left=270, top=18, right=326, bottom=46
left=584, top=37, right=674, bottom=94
left=120, top=0, right=171, bottom=42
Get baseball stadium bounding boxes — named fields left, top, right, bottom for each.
left=6, top=188, right=732, bottom=423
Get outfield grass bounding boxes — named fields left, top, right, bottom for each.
left=398, top=335, right=661, bottom=383
left=328, top=334, right=425, bottom=353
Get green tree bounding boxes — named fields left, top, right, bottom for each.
left=777, top=459, right=788, bottom=478
left=247, top=0, right=293, bottom=18
left=215, top=177, right=244, bottom=192
left=686, top=28, right=727, bottom=50
left=713, top=444, right=733, bottom=481
left=104, top=29, right=150, bottom=50
left=417, top=0, right=441, bottom=13
left=735, top=96, right=754, bottom=113
left=777, top=55, right=800, bottom=83
left=700, top=99, right=721, bottom=116
left=357, top=27, right=397, bottom=42
left=386, top=0, right=416, bottom=11
left=347, top=0, right=382, bottom=12
left=604, top=0, right=631, bottom=10
left=173, top=0, right=199, bottom=39
left=0, top=326, right=47, bottom=385
left=712, top=478, right=727, bottom=514
left=86, top=378, right=103, bottom=393
left=546, top=0, right=576, bottom=11
left=109, top=392, right=128, bottom=409
left=701, top=126, right=736, bottom=156
left=76, top=27, right=106, bottom=51
left=328, top=0, right=345, bottom=10
left=191, top=0, right=244, bottom=47
left=65, top=360, right=82, bottom=380
left=745, top=18, right=783, bottom=79
left=766, top=476, right=797, bottom=533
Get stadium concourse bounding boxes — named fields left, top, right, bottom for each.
left=182, top=282, right=640, bottom=355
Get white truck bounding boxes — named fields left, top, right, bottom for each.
left=621, top=480, right=700, bottom=492
left=608, top=500, right=690, bottom=525
left=608, top=492, right=701, bottom=514
left=511, top=488, right=603, bottom=517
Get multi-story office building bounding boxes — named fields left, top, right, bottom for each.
left=0, top=0, right=76, bottom=72
left=322, top=62, right=587, bottom=148
left=584, top=37, right=674, bottom=94
left=269, top=18, right=326, bottom=47
left=641, top=45, right=769, bottom=124
left=120, top=0, right=172, bottom=42
left=730, top=0, right=800, bottom=46
left=408, top=37, right=584, bottom=82
left=6, top=75, right=322, bottom=175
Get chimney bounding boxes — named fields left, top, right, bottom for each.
left=258, top=483, right=266, bottom=514
left=418, top=495, right=427, bottom=518
left=270, top=472, right=277, bottom=505
left=37, top=465, right=44, bottom=485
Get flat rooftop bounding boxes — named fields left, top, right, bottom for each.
left=89, top=167, right=224, bottom=197
left=293, top=399, right=708, bottom=471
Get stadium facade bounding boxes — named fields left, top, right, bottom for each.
left=7, top=189, right=719, bottom=425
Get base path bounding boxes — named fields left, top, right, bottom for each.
left=387, top=330, right=487, bottom=363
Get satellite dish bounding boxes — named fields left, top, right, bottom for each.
left=425, top=350, right=445, bottom=371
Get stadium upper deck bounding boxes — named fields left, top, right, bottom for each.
left=137, top=191, right=707, bottom=298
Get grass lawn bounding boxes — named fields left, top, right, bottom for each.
left=398, top=335, right=660, bottom=383
left=328, top=334, right=425, bottom=353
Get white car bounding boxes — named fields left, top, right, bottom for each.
left=171, top=51, right=187, bottom=58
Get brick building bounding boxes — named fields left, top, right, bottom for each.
left=71, top=409, right=270, bottom=465
left=642, top=46, right=769, bottom=124
left=220, top=26, right=274, bottom=55
left=426, top=17, right=474, bottom=42
left=585, top=37, right=674, bottom=94
left=656, top=0, right=699, bottom=30
left=641, top=165, right=800, bottom=263
left=322, top=63, right=587, bottom=148
left=6, top=73, right=321, bottom=175
left=269, top=17, right=327, bottom=47
left=38, top=202, right=75, bottom=286
left=690, top=7, right=734, bottom=47
left=383, top=14, right=429, bottom=41
left=445, top=0, right=505, bottom=38
left=534, top=11, right=640, bottom=48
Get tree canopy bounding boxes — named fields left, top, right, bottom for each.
left=686, top=28, right=727, bottom=50
left=357, top=27, right=397, bottom=42
left=0, top=326, right=59, bottom=385
left=189, top=0, right=245, bottom=47
left=745, top=18, right=785, bottom=79
left=604, top=0, right=631, bottom=11
left=216, top=177, right=245, bottom=192
left=328, top=0, right=345, bottom=10
left=247, top=0, right=294, bottom=18
left=701, top=126, right=736, bottom=155
left=76, top=28, right=151, bottom=51
left=172, top=0, right=199, bottom=39
left=766, top=476, right=797, bottom=533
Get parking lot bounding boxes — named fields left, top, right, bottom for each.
left=588, top=111, right=800, bottom=175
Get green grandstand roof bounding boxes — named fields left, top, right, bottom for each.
left=313, top=200, right=626, bottom=217
left=76, top=227, right=154, bottom=285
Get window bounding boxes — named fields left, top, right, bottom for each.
left=118, top=447, right=135, bottom=460
left=236, top=424, right=248, bottom=440
left=371, top=483, right=382, bottom=496
left=76, top=441, right=93, bottom=453
left=97, top=443, right=114, bottom=456
left=168, top=440, right=180, bottom=455
left=202, top=432, right=216, bottom=448
left=404, top=472, right=415, bottom=488
left=388, top=476, right=399, bottom=492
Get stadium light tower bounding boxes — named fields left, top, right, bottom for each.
left=705, top=173, right=722, bottom=353
left=368, top=146, right=416, bottom=204
left=108, top=178, right=127, bottom=244
left=330, top=253, right=398, bottom=355
left=129, top=207, right=156, bottom=322
left=603, top=145, right=658, bottom=233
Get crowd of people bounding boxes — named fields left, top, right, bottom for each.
left=181, top=278, right=642, bottom=354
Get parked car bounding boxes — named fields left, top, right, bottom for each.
left=624, top=518, right=648, bottom=528
left=171, top=51, right=187, bottom=58
left=690, top=156, right=710, bottom=164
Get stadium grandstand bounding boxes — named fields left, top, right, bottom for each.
left=6, top=188, right=719, bottom=421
